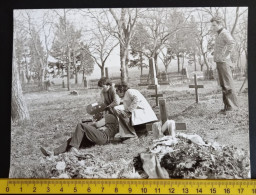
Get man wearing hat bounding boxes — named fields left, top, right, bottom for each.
left=211, top=16, right=239, bottom=113
left=40, top=114, right=119, bottom=156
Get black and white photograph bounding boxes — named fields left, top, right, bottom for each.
left=10, top=7, right=251, bottom=179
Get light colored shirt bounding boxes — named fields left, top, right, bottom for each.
left=213, top=28, right=235, bottom=63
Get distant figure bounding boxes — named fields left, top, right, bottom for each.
left=210, top=16, right=238, bottom=113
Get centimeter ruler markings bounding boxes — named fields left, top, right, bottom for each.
left=0, top=179, right=255, bottom=194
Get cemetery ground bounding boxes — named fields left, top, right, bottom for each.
left=9, top=77, right=250, bottom=178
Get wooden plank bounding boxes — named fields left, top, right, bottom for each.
left=159, top=99, right=168, bottom=124
left=176, top=122, right=187, bottom=130
left=146, top=122, right=186, bottom=131
left=138, top=83, right=149, bottom=86
left=151, top=94, right=163, bottom=98
left=189, top=85, right=204, bottom=88
left=159, top=81, right=170, bottom=85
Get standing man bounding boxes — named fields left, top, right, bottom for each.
left=211, top=16, right=238, bottom=113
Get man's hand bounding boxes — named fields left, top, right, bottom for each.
left=115, top=109, right=131, bottom=118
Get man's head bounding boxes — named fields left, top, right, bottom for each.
left=98, top=77, right=112, bottom=92
left=210, top=16, right=223, bottom=33
left=115, top=82, right=129, bottom=98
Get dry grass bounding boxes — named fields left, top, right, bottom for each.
left=10, top=76, right=250, bottom=178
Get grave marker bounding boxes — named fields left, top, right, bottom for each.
left=150, top=85, right=163, bottom=106
left=148, top=58, right=159, bottom=89
left=83, top=77, right=87, bottom=88
left=189, top=74, right=204, bottom=103
left=146, top=99, right=187, bottom=132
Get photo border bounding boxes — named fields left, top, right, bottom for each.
left=1, top=0, right=255, bottom=179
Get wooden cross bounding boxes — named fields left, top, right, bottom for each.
left=150, top=85, right=163, bottom=106
left=146, top=99, right=186, bottom=132
left=189, top=74, right=204, bottom=103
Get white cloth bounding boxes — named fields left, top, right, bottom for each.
left=122, top=89, right=158, bottom=125
left=162, top=120, right=176, bottom=137
left=152, top=122, right=163, bottom=139
left=152, top=120, right=176, bottom=139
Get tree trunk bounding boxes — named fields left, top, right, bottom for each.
left=140, top=52, right=143, bottom=75
left=201, top=65, right=204, bottom=71
left=11, top=50, right=30, bottom=122
left=154, top=53, right=159, bottom=75
left=101, top=66, right=104, bottom=77
left=202, top=53, right=210, bottom=79
left=24, top=55, right=31, bottom=83
left=194, top=53, right=197, bottom=71
left=177, top=53, right=180, bottom=73
left=182, top=52, right=185, bottom=70
left=39, top=68, right=45, bottom=90
left=165, top=66, right=168, bottom=75
left=72, top=53, right=78, bottom=84
left=125, top=49, right=129, bottom=80
left=120, top=44, right=128, bottom=84
left=236, top=51, right=241, bottom=68
left=67, top=47, right=71, bottom=91
left=22, top=70, right=27, bottom=84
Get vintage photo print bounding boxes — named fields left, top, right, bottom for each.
left=10, top=7, right=250, bottom=179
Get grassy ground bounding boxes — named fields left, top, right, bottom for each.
left=9, top=75, right=249, bottom=178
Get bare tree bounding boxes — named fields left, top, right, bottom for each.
left=196, top=12, right=213, bottom=78
left=159, top=47, right=175, bottom=74
left=107, top=8, right=139, bottom=83
left=88, top=24, right=119, bottom=77
left=17, top=10, right=55, bottom=90
left=141, top=8, right=192, bottom=75
left=130, top=22, right=151, bottom=75
left=52, top=9, right=80, bottom=90
left=11, top=42, right=30, bottom=122
left=87, top=8, right=140, bottom=83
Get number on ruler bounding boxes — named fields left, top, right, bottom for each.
left=169, top=188, right=175, bottom=193
left=141, top=187, right=147, bottom=193
left=155, top=188, right=160, bottom=193
left=60, top=187, right=63, bottom=192
left=238, top=188, right=244, bottom=194
left=6, top=187, right=9, bottom=192
left=252, top=189, right=256, bottom=194
left=183, top=188, right=189, bottom=193
left=224, top=188, right=231, bottom=194
left=210, top=188, right=216, bottom=194
left=20, top=187, right=22, bottom=192
left=115, top=187, right=118, bottom=193
left=33, top=187, right=36, bottom=192
left=47, top=187, right=50, bottom=192
left=74, top=187, right=77, bottom=192
left=128, top=187, right=132, bottom=193
left=197, top=188, right=202, bottom=193
left=101, top=187, right=104, bottom=192
left=87, top=187, right=91, bottom=192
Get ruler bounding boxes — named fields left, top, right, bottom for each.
left=0, top=179, right=256, bottom=194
